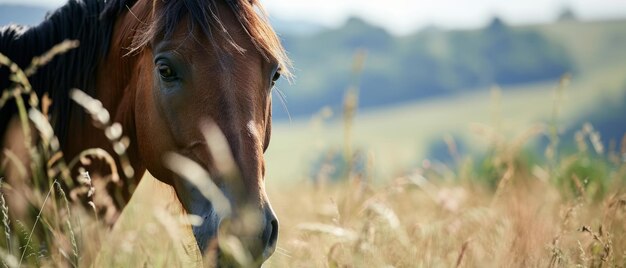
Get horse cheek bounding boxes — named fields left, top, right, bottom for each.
left=133, top=64, right=175, bottom=184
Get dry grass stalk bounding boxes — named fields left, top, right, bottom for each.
left=18, top=179, right=56, bottom=266
left=455, top=239, right=471, bottom=268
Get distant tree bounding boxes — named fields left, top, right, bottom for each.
left=487, top=16, right=507, bottom=32
left=273, top=15, right=576, bottom=119
left=558, top=7, right=578, bottom=21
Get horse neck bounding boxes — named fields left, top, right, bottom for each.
left=0, top=0, right=113, bottom=142
left=88, top=1, right=157, bottom=181
left=95, top=5, right=150, bottom=110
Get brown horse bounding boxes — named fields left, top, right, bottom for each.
left=0, top=0, right=289, bottom=263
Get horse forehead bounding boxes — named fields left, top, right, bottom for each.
left=165, top=14, right=262, bottom=68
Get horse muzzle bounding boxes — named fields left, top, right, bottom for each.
left=189, top=189, right=279, bottom=265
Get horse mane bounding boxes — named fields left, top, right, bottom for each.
left=0, top=0, right=114, bottom=144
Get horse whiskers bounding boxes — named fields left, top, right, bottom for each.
left=273, top=87, right=292, bottom=123
left=274, top=246, right=292, bottom=258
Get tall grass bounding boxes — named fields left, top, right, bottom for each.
left=0, top=40, right=118, bottom=267
left=266, top=126, right=625, bottom=267
left=1, top=42, right=625, bottom=268
left=264, top=54, right=626, bottom=267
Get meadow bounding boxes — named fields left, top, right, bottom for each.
left=261, top=72, right=626, bottom=267
left=0, top=26, right=626, bottom=268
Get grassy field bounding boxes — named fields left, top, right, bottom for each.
left=264, top=174, right=626, bottom=267
left=533, top=19, right=626, bottom=73
left=266, top=66, right=626, bottom=184
left=1, top=21, right=626, bottom=268
left=265, top=19, right=626, bottom=184
left=260, top=71, right=626, bottom=267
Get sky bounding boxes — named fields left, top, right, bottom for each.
left=2, top=0, right=626, bottom=34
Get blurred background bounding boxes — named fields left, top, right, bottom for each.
left=2, top=0, right=625, bottom=185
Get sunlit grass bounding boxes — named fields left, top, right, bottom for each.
left=266, top=169, right=625, bottom=267
left=264, top=71, right=626, bottom=267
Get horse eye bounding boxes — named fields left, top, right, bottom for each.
left=272, top=70, right=281, bottom=82
left=270, top=69, right=281, bottom=88
left=158, top=64, right=176, bottom=80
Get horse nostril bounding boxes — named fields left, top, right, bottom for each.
left=262, top=217, right=279, bottom=257
left=268, top=218, right=278, bottom=248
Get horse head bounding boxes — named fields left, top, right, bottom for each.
left=100, top=0, right=289, bottom=262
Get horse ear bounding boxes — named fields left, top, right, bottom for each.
left=101, top=0, right=139, bottom=19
